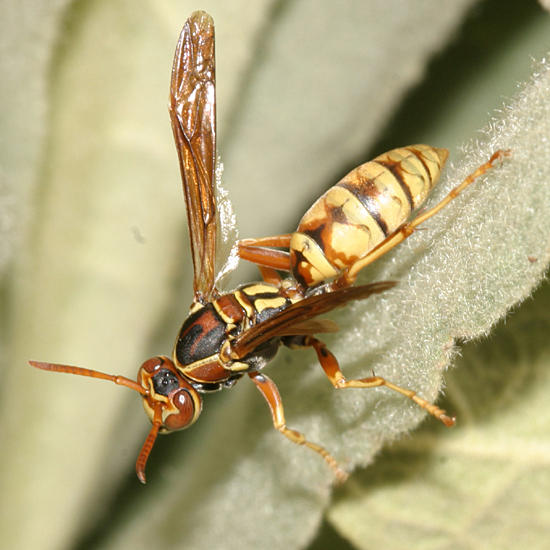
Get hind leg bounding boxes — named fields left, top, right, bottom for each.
left=305, top=337, right=455, bottom=427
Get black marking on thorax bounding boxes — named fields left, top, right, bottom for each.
left=175, top=303, right=227, bottom=366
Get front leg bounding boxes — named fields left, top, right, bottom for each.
left=248, top=371, right=348, bottom=482
left=305, top=337, right=455, bottom=427
left=237, top=235, right=292, bottom=273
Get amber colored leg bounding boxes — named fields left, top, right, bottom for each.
left=258, top=266, right=283, bottom=285
left=307, top=337, right=455, bottom=427
left=239, top=235, right=292, bottom=247
left=339, top=150, right=510, bottom=286
left=249, top=371, right=348, bottom=482
left=237, top=235, right=292, bottom=272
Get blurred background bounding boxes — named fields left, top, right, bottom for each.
left=1, top=1, right=549, bottom=549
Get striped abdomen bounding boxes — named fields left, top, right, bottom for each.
left=289, top=145, right=449, bottom=287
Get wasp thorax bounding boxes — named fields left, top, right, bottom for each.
left=138, top=356, right=202, bottom=432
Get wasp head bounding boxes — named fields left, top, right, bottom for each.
left=138, top=355, right=202, bottom=432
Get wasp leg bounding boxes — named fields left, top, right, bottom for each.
left=257, top=266, right=283, bottom=285
left=307, top=337, right=455, bottom=427
left=238, top=234, right=292, bottom=247
left=248, top=370, right=348, bottom=482
left=338, top=150, right=510, bottom=286
left=237, top=235, right=292, bottom=272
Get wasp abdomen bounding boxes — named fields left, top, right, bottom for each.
left=290, top=145, right=449, bottom=287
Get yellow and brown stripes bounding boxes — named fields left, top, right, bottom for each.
left=209, top=283, right=293, bottom=333
left=371, top=145, right=448, bottom=210
left=211, top=283, right=300, bottom=330
left=290, top=145, right=448, bottom=287
left=233, top=283, right=294, bottom=325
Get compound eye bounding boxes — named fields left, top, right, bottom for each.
left=163, top=388, right=198, bottom=430
left=152, top=368, right=180, bottom=396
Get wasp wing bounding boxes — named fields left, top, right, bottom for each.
left=283, top=319, right=339, bottom=335
left=170, top=11, right=217, bottom=303
left=231, top=281, right=396, bottom=359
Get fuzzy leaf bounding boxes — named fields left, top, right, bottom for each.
left=327, top=278, right=550, bottom=550
left=1, top=2, right=549, bottom=550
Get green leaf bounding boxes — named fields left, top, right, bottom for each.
left=1, top=1, right=549, bottom=550
left=327, top=279, right=550, bottom=550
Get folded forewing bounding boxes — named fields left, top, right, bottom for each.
left=231, top=281, right=396, bottom=358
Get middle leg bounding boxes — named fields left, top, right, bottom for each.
left=249, top=370, right=348, bottom=482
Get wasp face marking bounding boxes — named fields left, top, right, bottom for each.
left=138, top=356, right=202, bottom=432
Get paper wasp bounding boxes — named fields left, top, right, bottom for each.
left=30, top=11, right=507, bottom=483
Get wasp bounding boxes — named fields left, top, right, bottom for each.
left=30, top=11, right=507, bottom=483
